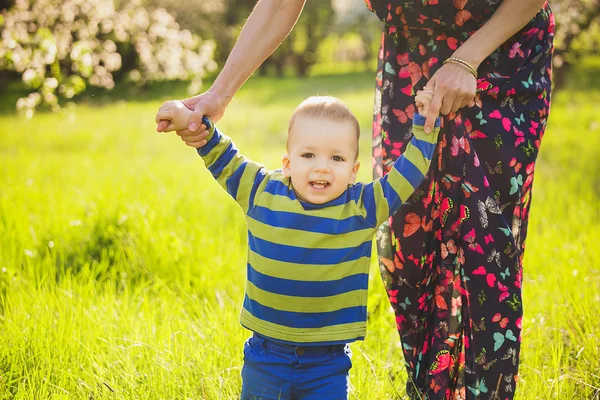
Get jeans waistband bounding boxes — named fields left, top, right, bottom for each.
left=252, top=333, right=345, bottom=355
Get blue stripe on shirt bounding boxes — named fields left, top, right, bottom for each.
left=411, top=137, right=437, bottom=159
left=392, top=155, right=424, bottom=189
left=226, top=160, right=247, bottom=200
left=379, top=173, right=402, bottom=214
left=247, top=263, right=368, bottom=296
left=243, top=295, right=366, bottom=329
left=207, top=142, right=235, bottom=178
left=248, top=232, right=371, bottom=265
left=197, top=127, right=221, bottom=157
left=360, top=183, right=381, bottom=227
left=248, top=168, right=268, bottom=210
left=250, top=206, right=368, bottom=235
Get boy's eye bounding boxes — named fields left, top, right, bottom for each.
left=301, top=153, right=314, bottom=158
left=332, top=155, right=345, bottom=162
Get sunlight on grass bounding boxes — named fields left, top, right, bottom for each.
left=0, top=72, right=598, bottom=399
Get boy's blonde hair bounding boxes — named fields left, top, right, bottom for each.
left=288, top=96, right=360, bottom=157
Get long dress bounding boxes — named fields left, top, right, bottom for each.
left=365, top=0, right=554, bottom=398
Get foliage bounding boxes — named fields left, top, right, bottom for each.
left=0, top=0, right=216, bottom=116
left=147, top=0, right=337, bottom=77
left=545, top=0, right=600, bottom=87
left=142, top=0, right=254, bottom=63
left=258, top=1, right=335, bottom=77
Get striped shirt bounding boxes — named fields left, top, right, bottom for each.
left=198, top=114, right=440, bottom=345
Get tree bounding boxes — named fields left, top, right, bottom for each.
left=259, top=0, right=335, bottom=77
left=0, top=0, right=216, bottom=116
left=551, top=0, right=600, bottom=88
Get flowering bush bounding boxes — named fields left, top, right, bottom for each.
left=0, top=0, right=216, bottom=116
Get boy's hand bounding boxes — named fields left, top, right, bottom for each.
left=155, top=100, right=193, bottom=133
left=415, top=87, right=434, bottom=116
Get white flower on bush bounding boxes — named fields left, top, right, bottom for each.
left=1, top=0, right=215, bottom=117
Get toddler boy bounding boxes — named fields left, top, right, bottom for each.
left=155, top=92, right=439, bottom=399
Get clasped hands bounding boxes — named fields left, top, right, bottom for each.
left=155, top=61, right=477, bottom=145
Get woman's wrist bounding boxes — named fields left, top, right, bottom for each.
left=209, top=77, right=236, bottom=104
left=443, top=57, right=478, bottom=78
left=450, top=48, right=484, bottom=70
left=204, top=84, right=233, bottom=110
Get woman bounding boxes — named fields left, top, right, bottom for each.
left=157, top=0, right=554, bottom=398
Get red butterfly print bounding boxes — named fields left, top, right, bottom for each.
left=430, top=379, right=443, bottom=394
left=469, top=94, right=483, bottom=109
left=403, top=212, right=432, bottom=237
left=492, top=313, right=509, bottom=328
left=381, top=257, right=396, bottom=273
left=486, top=273, right=496, bottom=288
left=456, top=247, right=465, bottom=265
left=392, top=103, right=415, bottom=124
left=509, top=42, right=524, bottom=59
left=509, top=157, right=522, bottom=173
left=464, top=118, right=487, bottom=139
left=465, top=228, right=484, bottom=254
left=435, top=285, right=448, bottom=310
left=453, top=0, right=468, bottom=9
left=489, top=110, right=501, bottom=119
left=513, top=126, right=525, bottom=146
left=474, top=265, right=496, bottom=287
left=450, top=204, right=470, bottom=231
left=441, top=239, right=457, bottom=259
left=435, top=32, right=458, bottom=50
left=498, top=281, right=510, bottom=302
left=455, top=9, right=471, bottom=26
left=430, top=350, right=452, bottom=375
left=451, top=136, right=471, bottom=156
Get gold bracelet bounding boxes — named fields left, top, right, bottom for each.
left=443, top=57, right=478, bottom=79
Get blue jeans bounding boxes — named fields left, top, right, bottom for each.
left=241, top=333, right=352, bottom=400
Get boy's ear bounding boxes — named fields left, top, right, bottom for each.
left=349, top=160, right=360, bottom=184
left=281, top=154, right=291, bottom=177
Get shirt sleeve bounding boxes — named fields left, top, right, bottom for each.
left=358, top=114, right=440, bottom=228
left=197, top=121, right=270, bottom=214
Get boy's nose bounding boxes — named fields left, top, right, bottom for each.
left=314, top=163, right=331, bottom=173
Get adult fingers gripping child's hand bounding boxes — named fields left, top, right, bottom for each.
left=155, top=101, right=212, bottom=149
left=157, top=90, right=228, bottom=148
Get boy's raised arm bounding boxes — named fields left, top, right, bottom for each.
left=359, top=105, right=440, bottom=228
left=156, top=101, right=270, bottom=214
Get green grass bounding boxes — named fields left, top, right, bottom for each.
left=0, top=70, right=599, bottom=399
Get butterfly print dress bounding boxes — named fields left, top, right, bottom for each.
left=365, top=0, right=554, bottom=398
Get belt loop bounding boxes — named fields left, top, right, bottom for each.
left=254, top=333, right=268, bottom=355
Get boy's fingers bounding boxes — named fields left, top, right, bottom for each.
left=156, top=120, right=169, bottom=132
left=425, top=88, right=443, bottom=134
left=155, top=107, right=175, bottom=122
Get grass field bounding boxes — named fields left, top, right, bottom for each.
left=0, top=69, right=599, bottom=399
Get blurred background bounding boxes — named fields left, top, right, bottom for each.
left=1, top=0, right=600, bottom=113
left=0, top=1, right=599, bottom=399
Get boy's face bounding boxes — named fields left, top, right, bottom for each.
left=282, top=115, right=360, bottom=204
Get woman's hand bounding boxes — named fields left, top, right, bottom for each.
left=423, top=62, right=477, bottom=133
left=156, top=89, right=229, bottom=148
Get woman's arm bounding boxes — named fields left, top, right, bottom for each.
left=423, top=0, right=549, bottom=133
left=157, top=0, right=306, bottom=145
left=211, top=0, right=306, bottom=107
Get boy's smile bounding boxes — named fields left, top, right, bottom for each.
left=282, top=115, right=360, bottom=204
